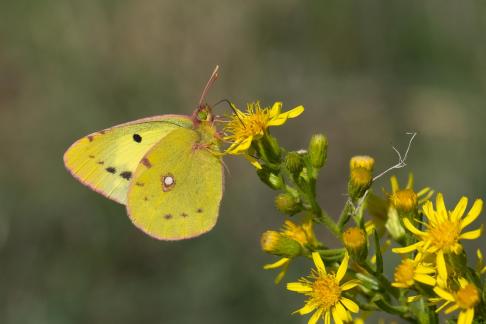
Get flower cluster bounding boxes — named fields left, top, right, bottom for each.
left=222, top=101, right=485, bottom=323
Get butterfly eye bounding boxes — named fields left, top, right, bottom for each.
left=197, top=110, right=209, bottom=121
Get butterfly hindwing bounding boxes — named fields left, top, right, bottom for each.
left=126, top=127, right=223, bottom=240
left=63, top=115, right=193, bottom=204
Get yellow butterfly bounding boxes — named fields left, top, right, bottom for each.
left=64, top=67, right=224, bottom=240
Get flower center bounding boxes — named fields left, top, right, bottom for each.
left=455, top=284, right=480, bottom=309
left=391, top=189, right=417, bottom=212
left=394, top=259, right=415, bottom=286
left=312, top=275, right=341, bottom=310
left=428, top=219, right=461, bottom=251
left=225, top=103, right=271, bottom=141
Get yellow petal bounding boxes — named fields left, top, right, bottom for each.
left=309, top=308, right=323, bottom=324
left=451, top=197, right=468, bottom=222
left=390, top=176, right=399, bottom=193
left=392, top=241, right=423, bottom=254
left=341, top=280, right=360, bottom=291
left=434, top=287, right=455, bottom=302
left=340, top=297, right=359, bottom=313
left=335, top=253, right=349, bottom=283
left=444, top=303, right=459, bottom=314
left=227, top=136, right=253, bottom=154
left=407, top=295, right=420, bottom=303
left=436, top=193, right=447, bottom=217
left=269, top=102, right=282, bottom=118
left=414, top=274, right=436, bottom=286
left=465, top=307, right=474, bottom=324
left=331, top=306, right=344, bottom=324
left=436, top=251, right=448, bottom=281
left=264, top=257, right=290, bottom=269
left=460, top=227, right=482, bottom=240
left=267, top=105, right=304, bottom=127
left=403, top=218, right=427, bottom=237
left=287, top=282, right=312, bottom=293
left=312, top=252, right=326, bottom=275
left=295, top=302, right=317, bottom=315
left=461, top=199, right=483, bottom=230
left=334, top=302, right=349, bottom=322
left=274, top=268, right=287, bottom=284
left=244, top=154, right=262, bottom=169
left=324, top=310, right=331, bottom=324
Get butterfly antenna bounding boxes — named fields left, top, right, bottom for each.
left=213, top=99, right=245, bottom=127
left=199, top=65, right=220, bottom=107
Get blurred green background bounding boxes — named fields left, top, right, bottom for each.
left=1, top=1, right=486, bottom=323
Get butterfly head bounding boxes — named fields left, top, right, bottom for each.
left=192, top=104, right=214, bottom=125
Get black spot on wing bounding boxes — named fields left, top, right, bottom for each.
left=197, top=208, right=203, bottom=213
left=120, top=171, right=132, bottom=180
left=97, top=161, right=104, bottom=165
left=133, top=134, right=142, bottom=143
left=181, top=212, right=188, bottom=217
left=164, top=214, right=173, bottom=220
left=106, top=167, right=116, bottom=174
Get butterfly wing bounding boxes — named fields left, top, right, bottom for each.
left=63, top=115, right=193, bottom=204
left=126, top=127, right=223, bottom=240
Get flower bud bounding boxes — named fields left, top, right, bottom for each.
left=275, top=193, right=301, bottom=215
left=342, top=227, right=367, bottom=260
left=257, top=168, right=284, bottom=190
left=285, top=152, right=304, bottom=174
left=350, top=155, right=375, bottom=172
left=390, top=189, right=418, bottom=214
left=261, top=231, right=302, bottom=257
left=308, top=134, right=328, bottom=168
left=348, top=167, right=372, bottom=200
left=385, top=208, right=406, bottom=242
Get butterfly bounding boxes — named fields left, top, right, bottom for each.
left=64, top=66, right=224, bottom=241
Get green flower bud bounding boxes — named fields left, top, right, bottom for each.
left=308, top=134, right=328, bottom=168
left=261, top=230, right=303, bottom=257
left=385, top=208, right=406, bottom=243
left=285, top=152, right=304, bottom=174
left=255, top=134, right=281, bottom=163
left=348, top=167, right=372, bottom=201
left=275, top=193, right=301, bottom=215
left=257, top=168, right=284, bottom=190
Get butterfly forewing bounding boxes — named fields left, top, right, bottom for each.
left=126, top=128, right=223, bottom=240
left=63, top=115, right=192, bottom=204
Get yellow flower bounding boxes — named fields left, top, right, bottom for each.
left=224, top=101, right=304, bottom=155
left=287, top=252, right=360, bottom=324
left=263, top=219, right=318, bottom=284
left=434, top=278, right=480, bottom=324
left=392, top=254, right=436, bottom=288
left=392, top=193, right=483, bottom=281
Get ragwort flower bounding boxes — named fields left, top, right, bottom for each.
left=434, top=278, right=480, bottom=324
left=287, top=252, right=360, bottom=324
left=392, top=193, right=483, bottom=280
left=224, top=101, right=304, bottom=155
left=263, top=219, right=318, bottom=284
left=392, top=254, right=436, bottom=288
